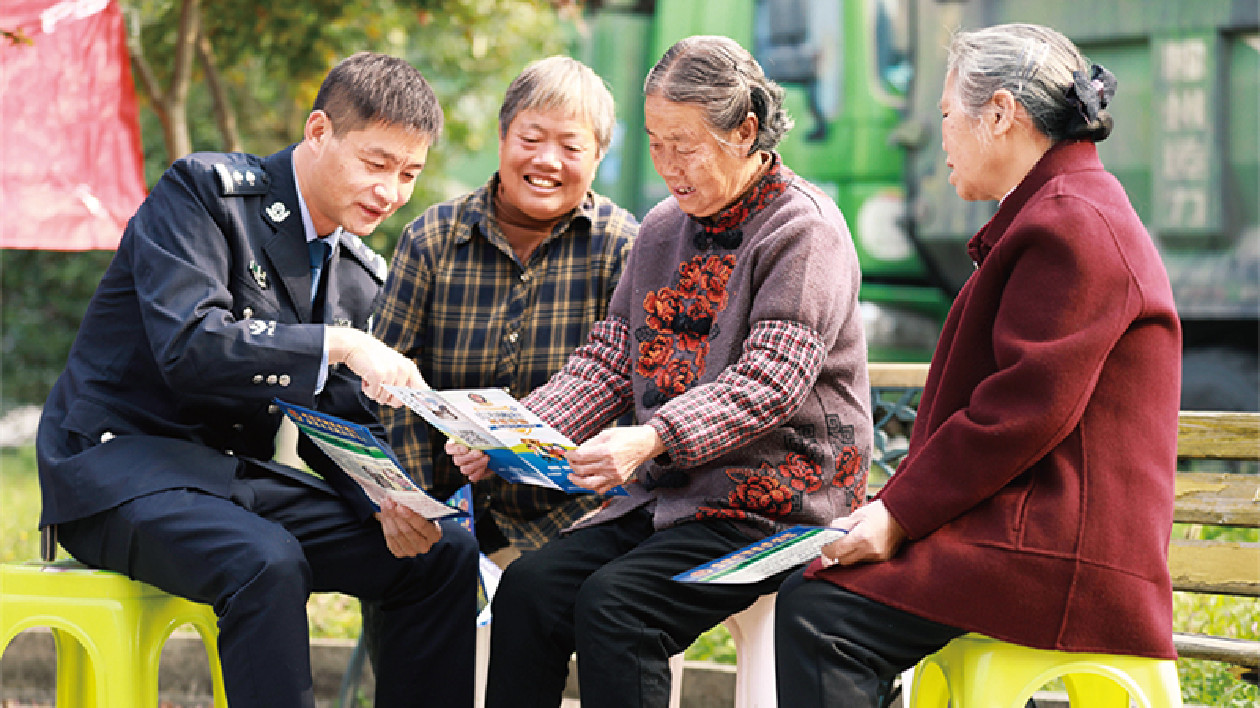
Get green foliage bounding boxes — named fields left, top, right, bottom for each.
left=684, top=624, right=737, bottom=664
left=0, top=445, right=42, bottom=563
left=126, top=0, right=569, bottom=256
left=307, top=591, right=363, bottom=640
left=1173, top=522, right=1260, bottom=708
left=1174, top=590, right=1260, bottom=707
left=0, top=249, right=114, bottom=409
left=2, top=1, right=570, bottom=410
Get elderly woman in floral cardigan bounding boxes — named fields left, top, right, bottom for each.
left=447, top=34, right=872, bottom=708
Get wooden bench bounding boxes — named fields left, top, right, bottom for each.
left=1167, top=411, right=1260, bottom=674
left=868, top=363, right=1260, bottom=683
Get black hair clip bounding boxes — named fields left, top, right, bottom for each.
left=1066, top=63, right=1118, bottom=123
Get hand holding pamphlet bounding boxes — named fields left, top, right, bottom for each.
left=275, top=399, right=467, bottom=521
left=672, top=525, right=848, bottom=584
left=384, top=385, right=626, bottom=496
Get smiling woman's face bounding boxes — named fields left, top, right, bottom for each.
left=497, top=108, right=602, bottom=222
left=645, top=95, right=759, bottom=218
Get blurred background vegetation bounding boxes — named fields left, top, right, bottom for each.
left=1, top=0, right=579, bottom=411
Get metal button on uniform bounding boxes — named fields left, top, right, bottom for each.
left=100, top=431, right=115, bottom=443
left=243, top=307, right=254, bottom=319
left=278, top=374, right=291, bottom=387
left=268, top=404, right=279, bottom=415
left=520, top=272, right=530, bottom=283
left=253, top=374, right=264, bottom=384
left=266, top=374, right=278, bottom=385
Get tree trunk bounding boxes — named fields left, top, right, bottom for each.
left=125, top=0, right=199, bottom=163
left=197, top=31, right=240, bottom=153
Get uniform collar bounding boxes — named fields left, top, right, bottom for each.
left=291, top=155, right=343, bottom=251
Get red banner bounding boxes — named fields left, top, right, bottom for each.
left=0, top=0, right=145, bottom=251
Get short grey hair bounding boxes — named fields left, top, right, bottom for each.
left=947, top=23, right=1112, bottom=142
left=498, top=56, right=616, bottom=156
left=644, top=35, right=794, bottom=154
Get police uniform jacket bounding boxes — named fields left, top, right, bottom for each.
left=36, top=146, right=391, bottom=527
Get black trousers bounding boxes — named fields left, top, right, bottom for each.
left=485, top=508, right=785, bottom=708
left=774, top=569, right=966, bottom=707
left=58, top=461, right=479, bottom=708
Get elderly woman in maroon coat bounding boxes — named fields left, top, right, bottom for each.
left=774, top=23, right=1182, bottom=706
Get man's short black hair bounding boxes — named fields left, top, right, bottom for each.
left=313, top=52, right=443, bottom=139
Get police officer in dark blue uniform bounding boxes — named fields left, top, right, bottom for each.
left=36, top=52, right=478, bottom=707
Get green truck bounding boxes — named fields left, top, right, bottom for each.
left=572, top=0, right=1258, bottom=410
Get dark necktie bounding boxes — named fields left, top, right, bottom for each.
left=309, top=239, right=330, bottom=300
left=308, top=239, right=331, bottom=319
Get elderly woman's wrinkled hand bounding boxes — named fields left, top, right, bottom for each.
left=375, top=498, right=443, bottom=557
left=444, top=439, right=494, bottom=482
left=818, top=500, right=907, bottom=568
left=565, top=425, right=665, bottom=495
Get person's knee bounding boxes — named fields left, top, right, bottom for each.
left=774, top=572, right=822, bottom=637
left=224, top=536, right=311, bottom=612
left=572, top=565, right=628, bottom=632
left=492, top=553, right=551, bottom=615
left=438, top=520, right=480, bottom=563
left=251, top=540, right=310, bottom=587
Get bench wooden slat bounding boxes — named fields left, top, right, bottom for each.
left=866, top=367, right=1260, bottom=462
left=1174, top=632, right=1260, bottom=668
left=1174, top=472, right=1260, bottom=527
left=1178, top=411, right=1260, bottom=461
left=1169, top=538, right=1260, bottom=596
left=868, top=362, right=930, bottom=389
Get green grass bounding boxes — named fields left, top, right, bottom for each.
left=4, top=445, right=1257, bottom=703
left=1, top=445, right=42, bottom=563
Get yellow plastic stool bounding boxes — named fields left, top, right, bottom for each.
left=908, top=633, right=1182, bottom=708
left=0, top=560, right=227, bottom=708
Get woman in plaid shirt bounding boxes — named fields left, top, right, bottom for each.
left=449, top=36, right=872, bottom=708
left=375, top=56, right=638, bottom=556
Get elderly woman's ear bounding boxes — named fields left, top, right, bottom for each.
left=738, top=111, right=759, bottom=151
left=986, top=89, right=1021, bottom=138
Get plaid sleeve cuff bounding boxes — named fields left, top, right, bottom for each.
left=648, top=319, right=826, bottom=468
left=523, top=317, right=635, bottom=443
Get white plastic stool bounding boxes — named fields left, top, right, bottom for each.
left=667, top=593, right=778, bottom=708
left=724, top=593, right=777, bottom=708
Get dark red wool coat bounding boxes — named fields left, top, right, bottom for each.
left=809, top=140, right=1182, bottom=658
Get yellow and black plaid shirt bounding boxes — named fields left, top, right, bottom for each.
left=374, top=174, right=637, bottom=550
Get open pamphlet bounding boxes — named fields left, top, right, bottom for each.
left=673, top=525, right=848, bottom=584
left=384, top=385, right=626, bottom=496
left=275, top=399, right=467, bottom=521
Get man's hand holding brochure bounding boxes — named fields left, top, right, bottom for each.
left=384, top=384, right=627, bottom=496
left=275, top=400, right=466, bottom=521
